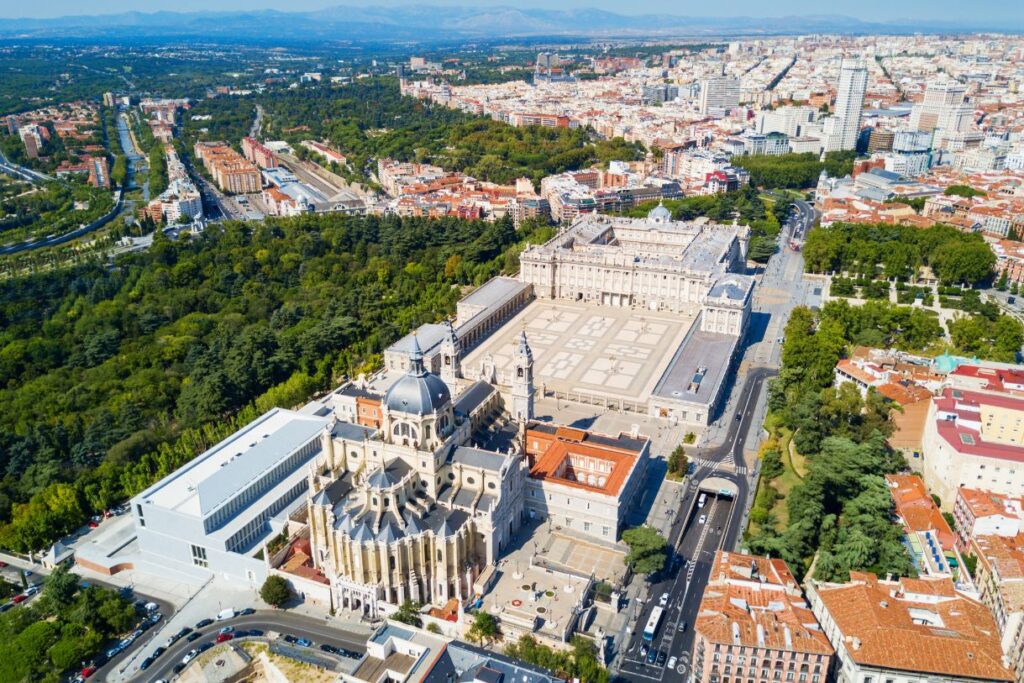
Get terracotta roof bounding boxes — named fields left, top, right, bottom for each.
left=958, top=488, right=1024, bottom=522
left=814, top=574, right=1013, bottom=681
left=886, top=474, right=957, bottom=550
left=695, top=552, right=833, bottom=655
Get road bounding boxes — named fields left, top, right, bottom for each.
left=132, top=610, right=368, bottom=683
left=615, top=198, right=819, bottom=682
left=0, top=146, right=53, bottom=184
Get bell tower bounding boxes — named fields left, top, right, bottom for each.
left=511, top=329, right=535, bottom=422
left=441, top=319, right=461, bottom=385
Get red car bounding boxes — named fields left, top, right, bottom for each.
left=0, top=560, right=7, bottom=568
left=80, top=666, right=97, bottom=678
left=11, top=594, right=26, bottom=604
left=87, top=520, right=99, bottom=529
left=215, top=633, right=234, bottom=643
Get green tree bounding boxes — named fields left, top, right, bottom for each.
left=667, top=444, right=688, bottom=477
left=621, top=525, right=668, bottom=575
left=260, top=575, right=291, bottom=608
left=467, top=611, right=499, bottom=645
left=392, top=600, right=422, bottom=627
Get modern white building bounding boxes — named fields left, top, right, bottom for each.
left=129, top=408, right=334, bottom=584
left=825, top=59, right=868, bottom=152
left=699, top=76, right=741, bottom=116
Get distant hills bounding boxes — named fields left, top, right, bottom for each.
left=0, top=5, right=1017, bottom=43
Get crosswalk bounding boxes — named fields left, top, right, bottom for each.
left=690, top=457, right=747, bottom=476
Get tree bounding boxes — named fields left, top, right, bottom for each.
left=667, top=444, right=688, bottom=477
left=930, top=241, right=995, bottom=285
left=42, top=563, right=79, bottom=610
left=621, top=526, right=668, bottom=575
left=392, top=600, right=422, bottom=627
left=425, top=622, right=442, bottom=634
left=260, top=575, right=291, bottom=608
left=467, top=611, right=499, bottom=645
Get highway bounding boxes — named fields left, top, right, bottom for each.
left=131, top=610, right=368, bottom=683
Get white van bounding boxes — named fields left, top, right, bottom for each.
left=697, top=493, right=707, bottom=508
left=216, top=608, right=236, bottom=621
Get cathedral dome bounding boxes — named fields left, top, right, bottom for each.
left=384, top=334, right=451, bottom=416
left=648, top=202, right=671, bottom=222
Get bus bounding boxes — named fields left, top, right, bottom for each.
left=643, top=606, right=665, bottom=642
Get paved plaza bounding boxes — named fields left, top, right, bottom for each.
left=463, top=299, right=696, bottom=406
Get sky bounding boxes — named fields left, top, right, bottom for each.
left=0, top=0, right=1020, bottom=23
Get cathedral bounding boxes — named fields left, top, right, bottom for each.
left=305, top=328, right=537, bottom=618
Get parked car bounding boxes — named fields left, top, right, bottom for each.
left=283, top=635, right=298, bottom=644
left=657, top=650, right=667, bottom=666
left=646, top=647, right=658, bottom=664
left=216, top=608, right=235, bottom=621
left=11, top=594, right=26, bottom=604
left=247, top=629, right=265, bottom=637
left=181, top=650, right=198, bottom=665
left=295, top=638, right=313, bottom=648
left=195, top=618, right=214, bottom=629
left=196, top=642, right=214, bottom=654
left=80, top=666, right=97, bottom=679
left=215, top=633, right=234, bottom=644
left=167, top=627, right=192, bottom=646
left=153, top=646, right=166, bottom=658
left=139, top=656, right=155, bottom=671
left=186, top=632, right=203, bottom=642
left=668, top=656, right=678, bottom=670
left=320, top=644, right=341, bottom=654
left=148, top=611, right=162, bottom=624
left=87, top=520, right=99, bottom=529
left=144, top=601, right=159, bottom=612
left=640, top=644, right=649, bottom=659
left=172, top=663, right=186, bottom=674
left=219, top=626, right=234, bottom=635
left=238, top=607, right=255, bottom=616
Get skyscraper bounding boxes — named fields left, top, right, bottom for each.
left=910, top=80, right=971, bottom=133
left=699, top=76, right=740, bottom=116
left=825, top=58, right=868, bottom=152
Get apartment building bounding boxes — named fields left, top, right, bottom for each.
left=241, top=136, right=279, bottom=169
left=193, top=141, right=261, bottom=194
left=692, top=551, right=834, bottom=683
left=920, top=388, right=1024, bottom=508
left=807, top=572, right=1014, bottom=683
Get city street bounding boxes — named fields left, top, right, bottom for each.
left=614, top=199, right=819, bottom=682
left=133, top=610, right=368, bottom=682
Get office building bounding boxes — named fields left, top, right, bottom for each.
left=700, top=76, right=741, bottom=116
left=911, top=80, right=971, bottom=134
left=825, top=59, right=868, bottom=152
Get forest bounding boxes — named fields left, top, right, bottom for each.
left=803, top=222, right=997, bottom=285
left=0, top=212, right=550, bottom=552
left=250, top=78, right=644, bottom=186
left=732, top=150, right=856, bottom=189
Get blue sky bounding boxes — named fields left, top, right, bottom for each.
left=0, top=0, right=1020, bottom=22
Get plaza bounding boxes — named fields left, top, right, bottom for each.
left=462, top=298, right=696, bottom=411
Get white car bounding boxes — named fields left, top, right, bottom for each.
left=698, top=515, right=707, bottom=524
left=668, top=656, right=678, bottom=670
left=182, top=649, right=197, bottom=665
left=658, top=592, right=669, bottom=607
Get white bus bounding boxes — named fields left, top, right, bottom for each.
left=643, top=606, right=665, bottom=642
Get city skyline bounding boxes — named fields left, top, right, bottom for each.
left=0, top=0, right=1021, bottom=25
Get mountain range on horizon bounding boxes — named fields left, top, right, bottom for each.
left=0, top=4, right=1019, bottom=43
